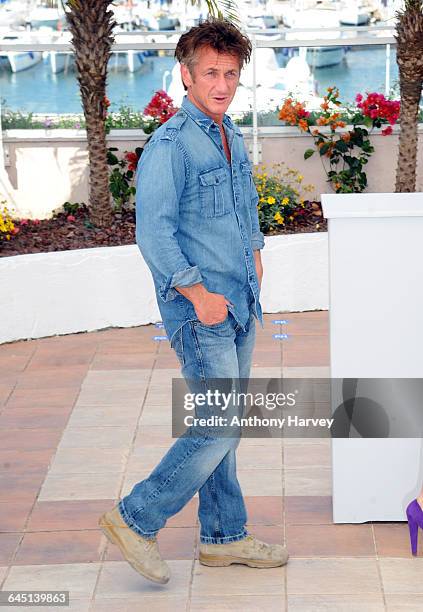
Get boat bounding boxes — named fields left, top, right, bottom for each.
left=166, top=48, right=317, bottom=116
left=0, top=32, right=42, bottom=72
left=283, top=3, right=349, bottom=69
left=27, top=5, right=66, bottom=30
left=339, top=1, right=371, bottom=26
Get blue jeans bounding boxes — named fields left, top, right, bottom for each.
left=118, top=310, right=256, bottom=544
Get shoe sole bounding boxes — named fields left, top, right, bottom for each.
left=199, top=552, right=288, bottom=568
left=99, top=512, right=170, bottom=585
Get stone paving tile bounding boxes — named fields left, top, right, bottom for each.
left=0, top=428, right=63, bottom=451
left=284, top=467, right=332, bottom=497
left=0, top=449, right=55, bottom=476
left=12, top=366, right=87, bottom=391
left=76, top=387, right=146, bottom=407
left=2, top=562, right=101, bottom=599
left=82, top=369, right=152, bottom=385
left=191, top=561, right=285, bottom=596
left=0, top=474, right=45, bottom=503
left=237, top=469, right=283, bottom=497
left=379, top=558, right=423, bottom=594
left=0, top=501, right=33, bottom=533
left=190, top=595, right=286, bottom=611
left=95, top=560, right=192, bottom=597
left=5, top=387, right=80, bottom=409
left=0, top=406, right=73, bottom=430
left=91, top=596, right=187, bottom=612
left=282, top=336, right=330, bottom=368
left=245, top=496, right=283, bottom=526
left=38, top=473, right=122, bottom=502
left=385, top=595, right=423, bottom=610
left=134, top=426, right=174, bottom=448
left=14, top=530, right=104, bottom=566
left=287, top=594, right=385, bottom=611
left=286, top=558, right=381, bottom=595
left=65, top=405, right=140, bottom=429
left=126, top=446, right=172, bottom=473
left=0, top=533, right=21, bottom=565
left=48, top=448, right=129, bottom=475
left=58, top=426, right=134, bottom=450
left=285, top=496, right=333, bottom=525
left=236, top=444, right=282, bottom=470
left=282, top=366, right=331, bottom=378
left=286, top=524, right=375, bottom=557
left=283, top=442, right=331, bottom=469
left=0, top=565, right=7, bottom=586
left=27, top=500, right=115, bottom=532
left=90, top=353, right=157, bottom=369
left=373, top=523, right=423, bottom=558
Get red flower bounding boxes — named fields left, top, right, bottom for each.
left=143, top=90, right=179, bottom=125
left=67, top=215, right=76, bottom=222
left=125, top=151, right=139, bottom=172
left=32, top=219, right=40, bottom=225
left=19, top=218, right=29, bottom=225
left=356, top=92, right=400, bottom=126
left=382, top=126, right=393, bottom=136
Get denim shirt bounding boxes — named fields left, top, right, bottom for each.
left=135, top=94, right=265, bottom=344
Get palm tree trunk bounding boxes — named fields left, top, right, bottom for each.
left=65, top=1, right=115, bottom=227
left=395, top=79, right=423, bottom=192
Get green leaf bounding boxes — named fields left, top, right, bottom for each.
left=304, top=148, right=315, bottom=160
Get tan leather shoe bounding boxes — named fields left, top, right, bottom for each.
left=199, top=534, right=289, bottom=568
left=99, top=505, right=170, bottom=584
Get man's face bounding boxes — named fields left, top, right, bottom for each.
left=180, top=45, right=241, bottom=125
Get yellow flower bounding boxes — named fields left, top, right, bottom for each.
left=282, top=197, right=289, bottom=206
left=259, top=197, right=265, bottom=203
left=289, top=215, right=294, bottom=221
left=297, top=175, right=303, bottom=182
left=267, top=196, right=276, bottom=205
left=274, top=211, right=284, bottom=225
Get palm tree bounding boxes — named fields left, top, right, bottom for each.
left=394, top=0, right=423, bottom=193
left=64, top=1, right=116, bottom=227
left=64, top=1, right=239, bottom=228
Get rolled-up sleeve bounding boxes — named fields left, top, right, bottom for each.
left=135, top=135, right=203, bottom=302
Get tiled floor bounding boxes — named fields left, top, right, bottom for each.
left=0, top=312, right=422, bottom=611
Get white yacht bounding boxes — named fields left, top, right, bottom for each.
left=339, top=0, right=371, bottom=26
left=0, top=31, right=42, bottom=72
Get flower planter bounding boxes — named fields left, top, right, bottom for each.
left=0, top=232, right=328, bottom=344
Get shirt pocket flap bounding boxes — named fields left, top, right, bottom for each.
left=199, top=167, right=227, bottom=186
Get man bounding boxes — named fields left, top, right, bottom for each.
left=99, top=18, right=289, bottom=584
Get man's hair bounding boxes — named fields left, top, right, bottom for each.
left=174, top=18, right=252, bottom=91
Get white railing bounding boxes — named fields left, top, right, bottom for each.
left=0, top=25, right=398, bottom=164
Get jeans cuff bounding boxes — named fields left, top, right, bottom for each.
left=118, top=500, right=158, bottom=541
left=200, top=528, right=249, bottom=544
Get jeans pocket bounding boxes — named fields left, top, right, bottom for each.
left=170, top=326, right=185, bottom=366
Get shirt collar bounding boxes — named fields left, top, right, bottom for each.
left=181, top=95, right=235, bottom=132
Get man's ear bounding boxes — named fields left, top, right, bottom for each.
left=180, top=63, right=192, bottom=89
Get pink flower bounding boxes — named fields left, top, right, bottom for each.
left=66, top=215, right=76, bottom=222
left=32, top=219, right=40, bottom=225
left=355, top=94, right=363, bottom=103
left=19, top=218, right=29, bottom=225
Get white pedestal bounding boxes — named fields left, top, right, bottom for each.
left=322, top=193, right=423, bottom=522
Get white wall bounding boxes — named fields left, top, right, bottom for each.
left=3, top=126, right=422, bottom=219
left=0, top=233, right=328, bottom=344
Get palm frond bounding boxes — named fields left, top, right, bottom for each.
left=195, top=0, right=241, bottom=26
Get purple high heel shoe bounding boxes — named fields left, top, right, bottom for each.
left=406, top=499, right=423, bottom=556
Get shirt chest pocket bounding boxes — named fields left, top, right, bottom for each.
left=198, top=167, right=231, bottom=218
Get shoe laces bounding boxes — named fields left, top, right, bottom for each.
left=143, top=538, right=157, bottom=552
left=245, top=535, right=268, bottom=552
